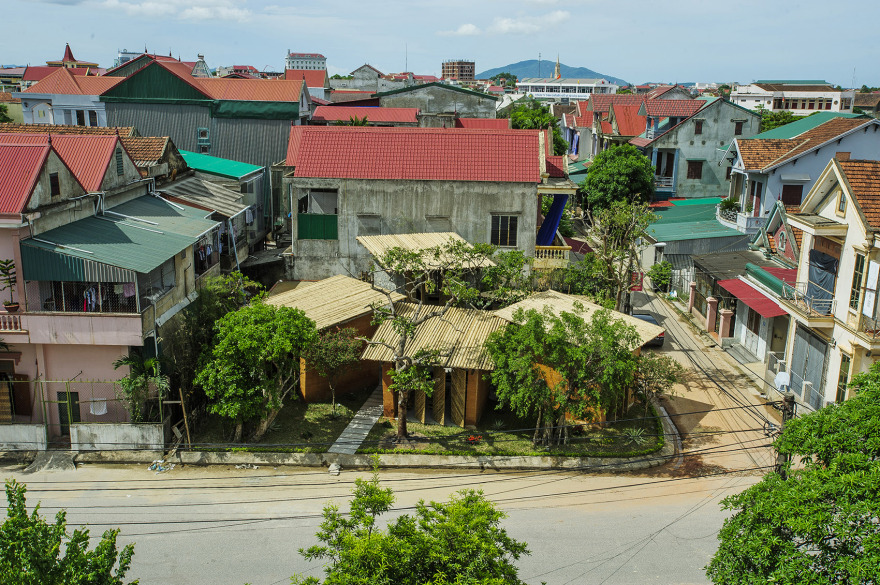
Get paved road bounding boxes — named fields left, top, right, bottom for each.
left=4, top=462, right=758, bottom=585
left=1, top=290, right=779, bottom=585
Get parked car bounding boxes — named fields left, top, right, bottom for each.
left=631, top=313, right=665, bottom=347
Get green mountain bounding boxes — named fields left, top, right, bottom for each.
left=477, top=60, right=628, bottom=87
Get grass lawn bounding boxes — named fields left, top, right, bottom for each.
left=191, top=387, right=373, bottom=452
left=357, top=402, right=664, bottom=458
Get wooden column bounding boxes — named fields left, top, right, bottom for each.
left=432, top=367, right=445, bottom=425
left=414, top=388, right=426, bottom=424
left=450, top=369, right=466, bottom=428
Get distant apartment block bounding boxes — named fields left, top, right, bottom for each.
left=441, top=60, right=475, bottom=81
left=731, top=80, right=855, bottom=115
left=285, top=52, right=326, bottom=71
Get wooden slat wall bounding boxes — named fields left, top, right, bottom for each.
left=432, top=367, right=445, bottom=425
left=414, top=388, right=426, bottom=424
left=451, top=369, right=466, bottom=427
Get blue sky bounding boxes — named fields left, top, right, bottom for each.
left=5, top=0, right=879, bottom=86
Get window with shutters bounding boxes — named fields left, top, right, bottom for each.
left=88, top=110, right=97, bottom=126
left=746, top=307, right=761, bottom=335
left=686, top=160, right=703, bottom=180
left=780, top=184, right=803, bottom=206
left=836, top=353, right=851, bottom=402
left=694, top=120, right=703, bottom=135
left=491, top=215, right=518, bottom=247
left=297, top=189, right=338, bottom=240
left=49, top=172, right=60, bottom=197
left=734, top=121, right=744, bottom=135
left=850, top=253, right=866, bottom=310
left=115, top=149, right=124, bottom=176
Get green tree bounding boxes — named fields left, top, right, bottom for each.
left=335, top=115, right=369, bottom=126
left=161, top=272, right=263, bottom=410
left=646, top=260, right=672, bottom=292
left=635, top=353, right=684, bottom=416
left=113, top=348, right=169, bottom=423
left=195, top=302, right=317, bottom=442
left=366, top=240, right=492, bottom=439
left=489, top=72, right=517, bottom=87
left=758, top=109, right=804, bottom=132
left=485, top=303, right=641, bottom=445
left=705, top=362, right=880, bottom=585
left=585, top=200, right=656, bottom=311
left=579, top=144, right=655, bottom=209
left=0, top=104, right=12, bottom=124
left=474, top=248, right=534, bottom=309
left=302, top=327, right=363, bottom=416
left=507, top=98, right=568, bottom=155
left=0, top=480, right=136, bottom=585
left=293, top=466, right=529, bottom=585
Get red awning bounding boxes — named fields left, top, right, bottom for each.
left=718, top=278, right=787, bottom=319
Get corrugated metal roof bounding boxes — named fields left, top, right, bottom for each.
left=362, top=303, right=505, bottom=370
left=494, top=290, right=665, bottom=348
left=750, top=112, right=865, bottom=140
left=20, top=197, right=217, bottom=275
left=179, top=149, right=264, bottom=179
left=286, top=126, right=543, bottom=183
left=0, top=133, right=120, bottom=192
left=195, top=78, right=304, bottom=102
left=22, top=68, right=123, bottom=95
left=159, top=176, right=248, bottom=218
left=0, top=143, right=50, bottom=214
left=356, top=232, right=494, bottom=268
left=105, top=195, right=217, bottom=237
left=266, top=274, right=404, bottom=330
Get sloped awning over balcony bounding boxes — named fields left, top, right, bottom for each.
left=20, top=196, right=219, bottom=281
left=718, top=278, right=787, bottom=318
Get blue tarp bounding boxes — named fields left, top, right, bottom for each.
left=536, top=194, right=568, bottom=246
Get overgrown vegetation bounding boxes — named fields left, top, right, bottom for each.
left=113, top=348, right=169, bottom=423
left=579, top=144, right=655, bottom=209
left=505, top=98, right=568, bottom=155
left=646, top=260, right=672, bottom=292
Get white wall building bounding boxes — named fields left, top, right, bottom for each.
left=731, top=81, right=855, bottom=115
left=516, top=78, right=618, bottom=103
left=285, top=52, right=326, bottom=71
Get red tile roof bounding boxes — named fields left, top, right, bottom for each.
left=629, top=137, right=653, bottom=147
left=588, top=94, right=646, bottom=114
left=454, top=118, right=510, bottom=129
left=194, top=78, right=303, bottom=102
left=22, top=66, right=100, bottom=82
left=23, top=68, right=123, bottom=95
left=0, top=92, right=20, bottom=104
left=761, top=266, right=797, bottom=286
left=718, top=278, right=786, bottom=318
left=600, top=121, right=613, bottom=134
left=646, top=85, right=679, bottom=99
left=546, top=155, right=566, bottom=178
left=311, top=96, right=330, bottom=106
left=563, top=237, right=593, bottom=254
left=0, top=143, right=50, bottom=214
left=610, top=104, right=647, bottom=137
left=839, top=159, right=880, bottom=228
left=286, top=126, right=544, bottom=183
left=0, top=123, right=136, bottom=137
left=285, top=69, right=329, bottom=87
left=312, top=106, right=418, bottom=124
left=642, top=99, right=705, bottom=117
left=0, top=133, right=124, bottom=192
left=119, top=136, right=169, bottom=166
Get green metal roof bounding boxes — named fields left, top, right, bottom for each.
left=649, top=200, right=740, bottom=241
left=20, top=196, right=218, bottom=278
left=180, top=149, right=264, bottom=180
left=752, top=112, right=867, bottom=140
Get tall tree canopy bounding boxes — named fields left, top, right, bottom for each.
left=507, top=99, right=568, bottom=156
left=706, top=362, right=880, bottom=585
left=485, top=304, right=642, bottom=445
left=579, top=144, right=655, bottom=209
left=758, top=108, right=804, bottom=132
left=303, top=327, right=364, bottom=416
left=293, top=467, right=530, bottom=585
left=195, top=302, right=317, bottom=442
left=0, top=480, right=136, bottom=585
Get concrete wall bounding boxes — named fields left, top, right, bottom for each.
left=19, top=93, right=108, bottom=126
left=286, top=177, right=538, bottom=281
left=652, top=100, right=761, bottom=199
left=70, top=422, right=163, bottom=450
left=379, top=86, right=496, bottom=118
left=0, top=424, right=46, bottom=450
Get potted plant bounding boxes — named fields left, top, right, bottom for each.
left=0, top=259, right=18, bottom=312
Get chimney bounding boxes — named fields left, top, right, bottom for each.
left=836, top=152, right=851, bottom=161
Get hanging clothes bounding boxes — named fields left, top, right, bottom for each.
left=123, top=282, right=135, bottom=298
left=245, top=207, right=254, bottom=225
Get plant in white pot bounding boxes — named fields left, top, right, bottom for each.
left=0, top=259, right=18, bottom=312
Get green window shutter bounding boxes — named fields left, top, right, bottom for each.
left=297, top=214, right=338, bottom=240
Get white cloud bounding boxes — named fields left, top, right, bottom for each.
left=101, top=0, right=250, bottom=21
left=488, top=10, right=569, bottom=34
left=438, top=23, right=482, bottom=36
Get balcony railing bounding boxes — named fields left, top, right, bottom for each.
left=0, top=313, right=23, bottom=332
left=858, top=314, right=880, bottom=339
left=655, top=175, right=674, bottom=189
left=533, top=245, right=571, bottom=270
left=780, top=282, right=835, bottom=317
left=24, top=281, right=140, bottom=314
left=716, top=205, right=738, bottom=224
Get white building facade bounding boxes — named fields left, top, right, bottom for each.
left=285, top=52, right=326, bottom=71
left=516, top=78, right=618, bottom=102
left=731, top=81, right=855, bottom=115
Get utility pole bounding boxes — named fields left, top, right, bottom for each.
left=775, top=392, right=796, bottom=479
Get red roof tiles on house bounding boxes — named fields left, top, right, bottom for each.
left=0, top=123, right=136, bottom=137
left=610, top=104, right=647, bottom=137
left=588, top=94, right=646, bottom=114
left=23, top=68, right=123, bottom=95
left=0, top=143, right=50, bottom=214
left=839, top=159, right=880, bottom=228
left=286, top=126, right=544, bottom=183
left=22, top=66, right=99, bottom=82
left=0, top=133, right=123, bottom=192
left=454, top=118, right=510, bottom=129
left=642, top=100, right=705, bottom=118
left=195, top=78, right=303, bottom=102
left=312, top=106, right=419, bottom=124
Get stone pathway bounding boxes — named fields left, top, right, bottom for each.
left=328, top=385, right=383, bottom=455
